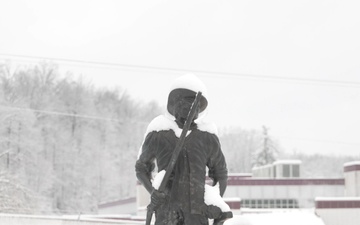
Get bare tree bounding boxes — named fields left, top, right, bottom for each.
left=0, top=62, right=162, bottom=214
left=253, top=126, right=279, bottom=166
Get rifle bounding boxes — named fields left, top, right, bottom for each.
left=145, top=91, right=203, bottom=225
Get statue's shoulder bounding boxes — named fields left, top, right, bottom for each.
left=197, top=120, right=218, bottom=136
left=145, top=115, right=178, bottom=136
left=144, top=115, right=219, bottom=138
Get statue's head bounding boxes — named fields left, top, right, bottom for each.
left=167, top=74, right=208, bottom=124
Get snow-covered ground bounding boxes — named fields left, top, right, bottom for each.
left=0, top=214, right=143, bottom=225
left=224, top=209, right=325, bottom=225
left=1, top=209, right=325, bottom=225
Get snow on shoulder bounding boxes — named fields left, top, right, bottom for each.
left=197, top=119, right=218, bottom=135
left=144, top=115, right=218, bottom=138
left=144, top=115, right=181, bottom=137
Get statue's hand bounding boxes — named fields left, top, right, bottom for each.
left=202, top=204, right=222, bottom=219
left=150, top=188, right=166, bottom=209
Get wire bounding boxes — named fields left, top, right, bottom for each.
left=0, top=105, right=125, bottom=123
left=1, top=53, right=360, bottom=88
left=1, top=54, right=360, bottom=146
left=0, top=105, right=151, bottom=125
left=276, top=135, right=360, bottom=146
left=1, top=105, right=359, bottom=147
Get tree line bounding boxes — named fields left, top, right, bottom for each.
left=0, top=62, right=162, bottom=214
left=220, top=127, right=357, bottom=178
left=0, top=62, right=356, bottom=215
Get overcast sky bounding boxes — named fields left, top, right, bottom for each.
left=1, top=0, right=360, bottom=156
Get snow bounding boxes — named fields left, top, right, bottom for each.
left=144, top=115, right=187, bottom=138
left=164, top=73, right=211, bottom=124
left=204, top=183, right=231, bottom=212
left=315, top=196, right=360, bottom=201
left=138, top=74, right=218, bottom=158
left=228, top=173, right=252, bottom=177
left=144, top=114, right=218, bottom=138
left=143, top=73, right=218, bottom=138
left=224, top=209, right=325, bottom=225
left=152, top=170, right=231, bottom=212
left=0, top=210, right=325, bottom=225
left=197, top=121, right=218, bottom=135
left=169, top=74, right=208, bottom=99
left=224, top=197, right=242, bottom=202
left=138, top=74, right=326, bottom=224
left=273, top=160, right=302, bottom=165
left=252, top=164, right=273, bottom=170
left=343, top=161, right=360, bottom=167
left=152, top=170, right=165, bottom=190
left=0, top=213, right=144, bottom=225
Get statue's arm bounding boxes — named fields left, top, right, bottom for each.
left=218, top=178, right=227, bottom=197
left=208, top=134, right=228, bottom=197
left=135, top=132, right=157, bottom=194
left=136, top=160, right=155, bottom=194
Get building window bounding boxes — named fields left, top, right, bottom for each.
left=292, top=164, right=300, bottom=177
left=273, top=166, right=276, bottom=178
left=283, top=165, right=290, bottom=177
left=241, top=199, right=299, bottom=209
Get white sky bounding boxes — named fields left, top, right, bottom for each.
left=1, top=0, right=360, bottom=156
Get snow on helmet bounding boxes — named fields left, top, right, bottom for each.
left=167, top=74, right=208, bottom=117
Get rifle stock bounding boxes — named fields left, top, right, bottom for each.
left=145, top=91, right=203, bottom=225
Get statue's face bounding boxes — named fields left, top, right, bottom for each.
left=173, top=95, right=199, bottom=122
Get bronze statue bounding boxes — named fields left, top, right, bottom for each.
left=136, top=74, right=232, bottom=225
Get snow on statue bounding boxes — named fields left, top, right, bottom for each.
left=135, top=74, right=232, bottom=225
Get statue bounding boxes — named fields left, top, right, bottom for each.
left=135, top=74, right=232, bottom=225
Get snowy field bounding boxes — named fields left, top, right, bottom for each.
left=0, top=209, right=325, bottom=225
left=0, top=214, right=143, bottom=225
left=224, top=209, right=325, bottom=225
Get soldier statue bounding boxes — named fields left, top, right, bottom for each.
left=135, top=74, right=232, bottom=225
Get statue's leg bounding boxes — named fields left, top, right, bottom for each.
left=183, top=212, right=208, bottom=225
left=155, top=203, right=173, bottom=225
left=154, top=211, right=167, bottom=225
left=156, top=205, right=184, bottom=225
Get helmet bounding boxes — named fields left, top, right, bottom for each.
left=167, top=74, right=208, bottom=117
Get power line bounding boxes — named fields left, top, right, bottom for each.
left=0, top=105, right=125, bottom=123
left=277, top=135, right=360, bottom=146
left=1, top=53, right=360, bottom=88
left=2, top=105, right=359, bottom=147
left=1, top=105, right=150, bottom=124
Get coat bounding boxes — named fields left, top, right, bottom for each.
left=135, top=115, right=228, bottom=215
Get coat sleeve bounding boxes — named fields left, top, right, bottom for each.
left=207, top=134, right=228, bottom=183
left=135, top=132, right=158, bottom=193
